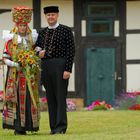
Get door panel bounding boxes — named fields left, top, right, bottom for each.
left=86, top=47, right=115, bottom=105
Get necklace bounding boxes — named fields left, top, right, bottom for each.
left=44, top=28, right=56, bottom=57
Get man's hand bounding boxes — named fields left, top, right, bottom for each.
left=63, top=71, right=71, bottom=79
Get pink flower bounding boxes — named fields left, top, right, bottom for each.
left=3, top=109, right=8, bottom=117
left=66, top=100, right=76, bottom=111
left=0, top=91, right=4, bottom=101
left=87, top=105, right=94, bottom=110
left=87, top=100, right=112, bottom=110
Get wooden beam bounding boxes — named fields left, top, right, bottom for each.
left=33, top=0, right=41, bottom=30
left=0, top=9, right=11, bottom=14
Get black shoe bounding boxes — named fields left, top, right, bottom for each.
left=54, top=131, right=65, bottom=135
left=50, top=131, right=55, bottom=135
left=14, top=130, right=26, bottom=135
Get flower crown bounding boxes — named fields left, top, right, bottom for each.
left=12, top=6, right=32, bottom=24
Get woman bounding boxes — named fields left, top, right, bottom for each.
left=2, top=7, right=40, bottom=135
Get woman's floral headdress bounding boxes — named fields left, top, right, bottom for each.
left=10, top=6, right=32, bottom=34
left=12, top=6, right=32, bottom=24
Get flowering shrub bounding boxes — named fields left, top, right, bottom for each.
left=115, top=91, right=140, bottom=110
left=0, top=91, right=4, bottom=101
left=129, top=104, right=140, bottom=110
left=129, top=92, right=140, bottom=110
left=87, top=100, right=113, bottom=111
left=66, top=99, right=76, bottom=112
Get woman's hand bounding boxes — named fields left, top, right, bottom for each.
left=4, top=58, right=19, bottom=68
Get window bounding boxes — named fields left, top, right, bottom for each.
left=87, top=4, right=116, bottom=17
left=86, top=3, right=116, bottom=37
left=87, top=19, right=113, bottom=36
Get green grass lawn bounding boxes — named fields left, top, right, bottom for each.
left=0, top=110, right=140, bottom=140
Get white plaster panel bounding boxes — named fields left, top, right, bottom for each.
left=114, top=20, right=119, bottom=37
left=68, top=63, right=75, bottom=91
left=126, top=34, right=140, bottom=60
left=0, top=0, right=32, bottom=8
left=41, top=0, right=74, bottom=27
left=81, top=20, right=86, bottom=37
left=127, top=1, right=140, bottom=29
left=127, top=64, right=140, bottom=92
left=0, top=12, right=13, bottom=59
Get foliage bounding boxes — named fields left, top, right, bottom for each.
left=129, top=104, right=140, bottom=110
left=87, top=100, right=113, bottom=111
left=115, top=91, right=140, bottom=110
left=93, top=104, right=108, bottom=110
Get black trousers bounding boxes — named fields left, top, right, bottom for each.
left=41, top=58, right=68, bottom=133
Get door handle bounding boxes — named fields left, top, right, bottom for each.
left=112, top=72, right=117, bottom=80
left=91, top=47, right=96, bottom=52
left=98, top=74, right=104, bottom=80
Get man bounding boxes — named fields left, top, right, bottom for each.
left=35, top=6, right=75, bottom=134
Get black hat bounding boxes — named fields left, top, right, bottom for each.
left=43, top=6, right=59, bottom=14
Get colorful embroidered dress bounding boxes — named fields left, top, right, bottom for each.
left=2, top=7, right=40, bottom=132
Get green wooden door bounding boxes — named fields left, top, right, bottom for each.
left=86, top=47, right=115, bottom=105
